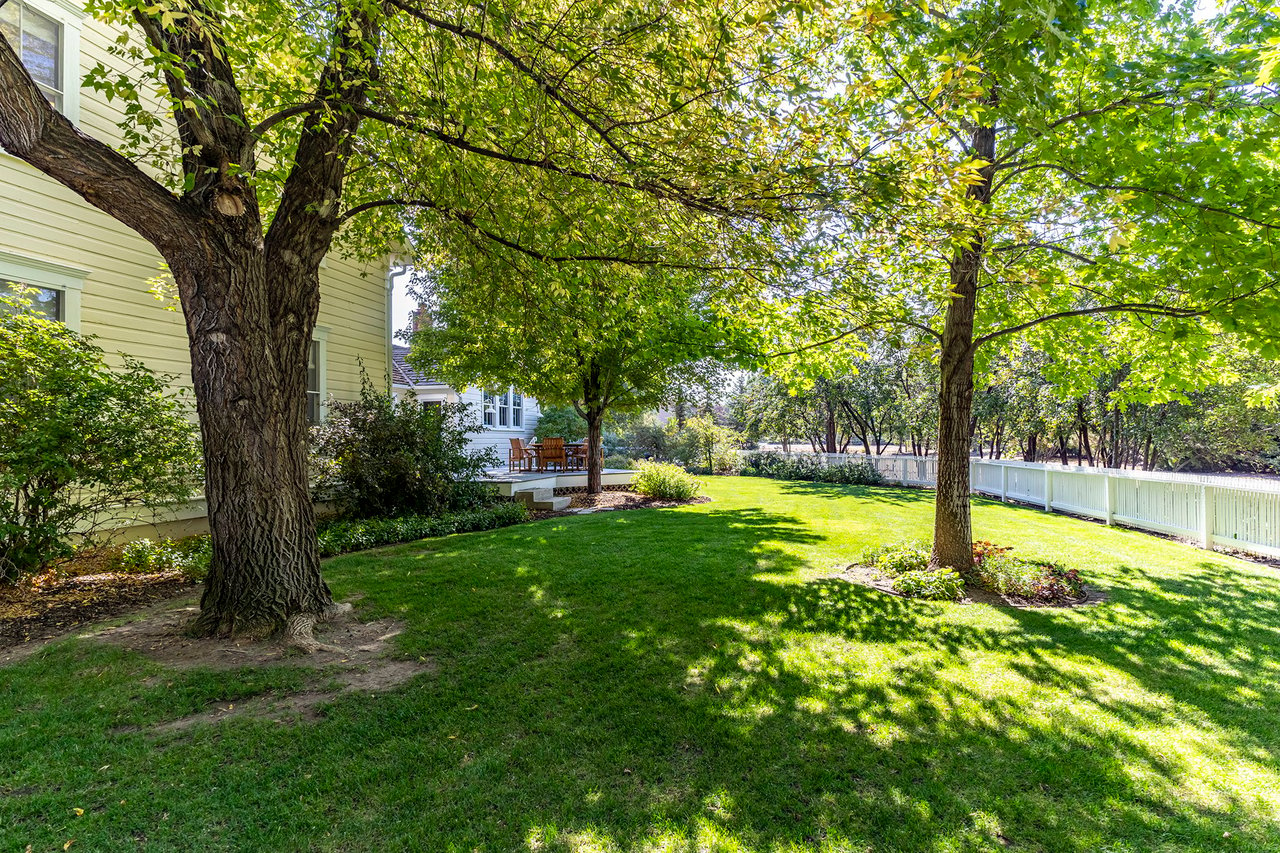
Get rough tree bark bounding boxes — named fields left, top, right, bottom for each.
left=0, top=4, right=377, bottom=639
left=930, top=122, right=997, bottom=571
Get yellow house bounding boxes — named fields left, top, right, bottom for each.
left=1, top=0, right=393, bottom=534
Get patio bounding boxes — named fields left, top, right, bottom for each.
left=479, top=467, right=639, bottom=498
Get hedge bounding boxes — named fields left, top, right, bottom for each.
left=318, top=502, right=531, bottom=557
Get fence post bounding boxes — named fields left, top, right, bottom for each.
left=1200, top=485, right=1215, bottom=549
left=1044, top=466, right=1054, bottom=512
left=1104, top=473, right=1115, bottom=526
left=1000, top=464, right=1008, bottom=503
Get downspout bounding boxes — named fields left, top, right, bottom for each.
left=385, top=258, right=409, bottom=392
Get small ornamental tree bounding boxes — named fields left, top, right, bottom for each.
left=0, top=296, right=201, bottom=583
left=411, top=264, right=749, bottom=493
left=312, top=377, right=497, bottom=519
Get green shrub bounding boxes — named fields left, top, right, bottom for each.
left=603, top=454, right=637, bottom=470
left=891, top=568, right=964, bottom=600
left=0, top=293, right=201, bottom=584
left=970, top=552, right=1084, bottom=602
left=316, top=502, right=530, bottom=557
left=861, top=541, right=930, bottom=576
left=665, top=415, right=742, bottom=474
left=312, top=375, right=497, bottom=519
left=533, top=405, right=588, bottom=442
left=632, top=462, right=702, bottom=501
left=740, top=452, right=884, bottom=486
left=115, top=535, right=212, bottom=582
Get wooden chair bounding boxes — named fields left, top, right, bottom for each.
left=539, top=437, right=567, bottom=472
left=508, top=437, right=533, bottom=472
left=567, top=442, right=589, bottom=471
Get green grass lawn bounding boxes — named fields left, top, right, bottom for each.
left=3, top=477, right=1279, bottom=852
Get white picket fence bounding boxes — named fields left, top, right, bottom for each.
left=751, top=451, right=1280, bottom=560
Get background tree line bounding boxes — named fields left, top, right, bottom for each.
left=724, top=332, right=1280, bottom=475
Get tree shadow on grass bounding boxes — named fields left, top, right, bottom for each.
left=770, top=480, right=937, bottom=505
left=4, top=505, right=1279, bottom=852
left=323, top=507, right=1280, bottom=851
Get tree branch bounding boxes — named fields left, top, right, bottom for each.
left=972, top=302, right=1207, bottom=349
left=341, top=197, right=745, bottom=271
left=993, top=162, right=1280, bottom=229
left=0, top=37, right=197, bottom=254
left=386, top=0, right=637, bottom=166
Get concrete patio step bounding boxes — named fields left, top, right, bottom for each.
left=514, top=488, right=571, bottom=512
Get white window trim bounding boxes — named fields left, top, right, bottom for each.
left=1, top=0, right=83, bottom=128
left=481, top=385, right=530, bottom=432
left=0, top=249, right=86, bottom=330
left=311, top=325, right=329, bottom=423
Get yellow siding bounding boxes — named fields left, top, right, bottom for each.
left=0, top=15, right=390, bottom=408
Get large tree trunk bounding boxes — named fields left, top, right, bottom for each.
left=0, top=5, right=376, bottom=640
left=930, top=123, right=996, bottom=571
left=176, top=245, right=332, bottom=637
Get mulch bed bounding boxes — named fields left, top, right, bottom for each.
left=0, top=570, right=198, bottom=650
left=841, top=563, right=1099, bottom=609
left=568, top=492, right=711, bottom=510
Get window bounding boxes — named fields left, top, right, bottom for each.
left=0, top=280, right=62, bottom=320
left=1, top=1, right=63, bottom=110
left=483, top=390, right=498, bottom=427
left=306, top=341, right=321, bottom=425
left=0, top=251, right=86, bottom=330
left=0, top=0, right=81, bottom=126
left=482, top=386, right=524, bottom=429
left=306, top=328, right=328, bottom=424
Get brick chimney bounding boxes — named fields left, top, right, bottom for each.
left=410, top=303, right=432, bottom=333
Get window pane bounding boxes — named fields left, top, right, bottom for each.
left=1, top=281, right=62, bottom=320
left=483, top=392, right=496, bottom=427
left=307, top=341, right=319, bottom=391
left=306, top=342, right=321, bottom=424
left=36, top=84, right=61, bottom=110
left=0, top=4, right=19, bottom=50
left=21, top=7, right=59, bottom=91
left=511, top=392, right=522, bottom=427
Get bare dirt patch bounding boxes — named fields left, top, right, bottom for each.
left=6, top=591, right=432, bottom=729
left=841, top=563, right=1103, bottom=608
left=87, top=600, right=431, bottom=729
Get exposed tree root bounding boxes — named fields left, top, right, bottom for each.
left=283, top=613, right=345, bottom=653
left=281, top=600, right=354, bottom=652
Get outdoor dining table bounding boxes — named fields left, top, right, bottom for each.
left=529, top=441, right=585, bottom=472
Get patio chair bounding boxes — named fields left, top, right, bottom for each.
left=508, top=437, right=533, bottom=472
left=539, top=437, right=567, bottom=472
left=567, top=441, right=589, bottom=471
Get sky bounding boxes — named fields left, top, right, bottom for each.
left=390, top=269, right=418, bottom=347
